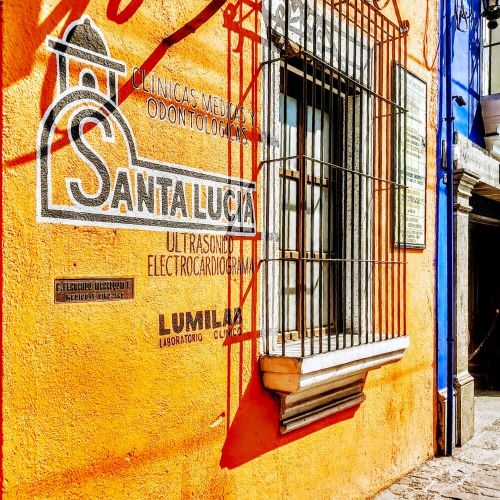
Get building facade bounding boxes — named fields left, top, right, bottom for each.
left=3, top=1, right=439, bottom=498
left=437, top=0, right=500, bottom=454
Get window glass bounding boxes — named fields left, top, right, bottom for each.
left=279, top=94, right=298, bottom=170
left=491, top=25, right=500, bottom=45
left=490, top=45, right=500, bottom=94
left=306, top=104, right=331, bottom=169
left=305, top=183, right=331, bottom=253
left=278, top=261, right=297, bottom=333
left=305, top=262, right=330, bottom=330
left=279, top=177, right=298, bottom=251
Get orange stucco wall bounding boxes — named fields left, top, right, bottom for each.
left=2, top=1, right=439, bottom=498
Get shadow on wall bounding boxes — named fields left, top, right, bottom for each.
left=4, top=0, right=91, bottom=91
left=4, top=0, right=227, bottom=168
left=5, top=0, right=360, bottom=473
left=3, top=0, right=91, bottom=143
left=219, top=0, right=359, bottom=470
left=468, top=0, right=486, bottom=146
left=373, top=0, right=404, bottom=26
left=219, top=367, right=360, bottom=469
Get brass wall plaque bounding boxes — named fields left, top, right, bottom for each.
left=54, top=278, right=134, bottom=303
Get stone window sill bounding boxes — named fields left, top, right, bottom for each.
left=260, top=336, right=409, bottom=433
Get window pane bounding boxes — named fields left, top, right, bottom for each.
left=490, top=45, right=500, bottom=94
left=278, top=261, right=297, bottom=333
left=483, top=46, right=491, bottom=95
left=491, top=25, right=500, bottom=45
left=279, top=94, right=298, bottom=170
left=483, top=18, right=491, bottom=46
left=305, top=183, right=331, bottom=253
left=305, top=261, right=330, bottom=330
left=279, top=177, right=298, bottom=251
left=306, top=104, right=331, bottom=174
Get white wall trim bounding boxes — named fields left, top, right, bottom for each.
left=260, top=336, right=409, bottom=432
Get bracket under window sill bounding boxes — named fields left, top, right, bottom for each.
left=260, top=336, right=409, bottom=433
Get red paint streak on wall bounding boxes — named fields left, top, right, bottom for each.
left=106, top=0, right=144, bottom=24
left=4, top=0, right=229, bottom=168
left=3, top=0, right=91, bottom=90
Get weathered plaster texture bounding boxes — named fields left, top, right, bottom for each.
left=2, top=1, right=439, bottom=498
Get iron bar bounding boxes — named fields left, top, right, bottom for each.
left=262, top=0, right=408, bottom=357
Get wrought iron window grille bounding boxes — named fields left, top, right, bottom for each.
left=262, top=0, right=408, bottom=358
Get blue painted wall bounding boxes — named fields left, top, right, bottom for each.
left=436, top=0, right=484, bottom=392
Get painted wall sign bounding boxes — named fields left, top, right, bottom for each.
left=394, top=66, right=427, bottom=248
left=148, top=233, right=255, bottom=277
left=158, top=307, right=243, bottom=348
left=54, top=277, right=134, bottom=303
left=37, top=17, right=256, bottom=236
left=132, top=69, right=255, bottom=145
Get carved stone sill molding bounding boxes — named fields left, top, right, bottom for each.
left=260, top=336, right=410, bottom=433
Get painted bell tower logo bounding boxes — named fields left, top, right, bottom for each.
left=37, top=16, right=256, bottom=235
left=48, top=17, right=124, bottom=102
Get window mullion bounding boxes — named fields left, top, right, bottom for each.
left=299, top=54, right=307, bottom=358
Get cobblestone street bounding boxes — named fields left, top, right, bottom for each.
left=375, top=391, right=500, bottom=499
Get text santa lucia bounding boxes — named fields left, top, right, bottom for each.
left=69, top=161, right=256, bottom=233
left=36, top=15, right=257, bottom=236
left=46, top=101, right=257, bottom=233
